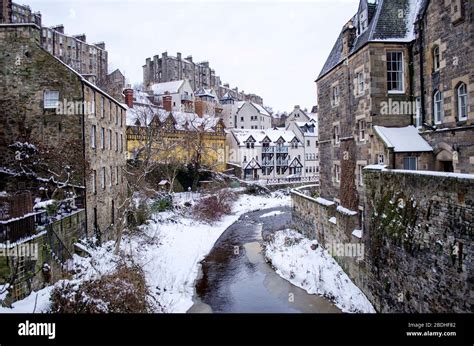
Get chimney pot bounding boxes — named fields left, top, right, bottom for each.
left=124, top=88, right=134, bottom=108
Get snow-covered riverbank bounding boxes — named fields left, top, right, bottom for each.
left=0, top=191, right=291, bottom=313
left=264, top=229, right=375, bottom=313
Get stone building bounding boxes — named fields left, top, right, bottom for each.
left=1, top=0, right=115, bottom=89
left=412, top=0, right=474, bottom=173
left=143, top=51, right=264, bottom=105
left=0, top=24, right=127, bottom=244
left=125, top=88, right=228, bottom=174
left=316, top=0, right=473, bottom=225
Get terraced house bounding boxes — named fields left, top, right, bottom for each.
left=0, top=24, right=127, bottom=300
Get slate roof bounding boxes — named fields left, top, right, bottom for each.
left=317, top=0, right=425, bottom=81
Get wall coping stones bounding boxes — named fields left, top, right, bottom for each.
left=365, top=166, right=474, bottom=180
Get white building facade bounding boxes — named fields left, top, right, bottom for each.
left=286, top=118, right=320, bottom=178
left=228, top=129, right=306, bottom=181
left=221, top=97, right=272, bottom=130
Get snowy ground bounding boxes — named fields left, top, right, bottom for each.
left=264, top=229, right=375, bottom=313
left=0, top=191, right=291, bottom=313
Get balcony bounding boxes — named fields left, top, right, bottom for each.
left=262, top=160, right=274, bottom=166
left=275, top=146, right=289, bottom=153
left=262, top=147, right=274, bottom=154
left=276, top=159, right=289, bottom=166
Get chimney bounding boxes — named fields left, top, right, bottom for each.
left=163, top=95, right=172, bottom=112
left=52, top=25, right=64, bottom=34
left=342, top=23, right=356, bottom=57
left=224, top=83, right=229, bottom=88
left=177, top=52, right=181, bottom=60
left=123, top=88, right=134, bottom=108
left=73, top=34, right=86, bottom=42
left=185, top=55, right=193, bottom=62
left=295, top=105, right=300, bottom=109
left=94, top=42, right=105, bottom=50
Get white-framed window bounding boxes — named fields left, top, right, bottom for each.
left=357, top=72, right=365, bottom=95
left=378, top=154, right=385, bottom=165
left=115, top=132, right=119, bottom=151
left=358, top=120, right=366, bottom=142
left=433, top=90, right=443, bottom=124
left=100, top=127, right=105, bottom=149
left=44, top=90, right=59, bottom=109
left=433, top=46, right=440, bottom=72
left=91, top=125, right=96, bottom=149
left=100, top=167, right=106, bottom=189
left=359, top=11, right=368, bottom=33
left=358, top=164, right=364, bottom=186
left=334, top=164, right=341, bottom=183
left=415, top=97, right=422, bottom=129
left=332, top=86, right=340, bottom=106
left=387, top=51, right=404, bottom=93
left=403, top=157, right=417, bottom=171
left=457, top=83, right=468, bottom=121
left=90, top=91, right=96, bottom=115
left=108, top=129, right=112, bottom=149
left=334, top=125, right=340, bottom=144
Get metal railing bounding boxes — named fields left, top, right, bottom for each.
left=276, top=146, right=289, bottom=153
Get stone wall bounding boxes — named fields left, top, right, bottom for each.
left=291, top=169, right=473, bottom=313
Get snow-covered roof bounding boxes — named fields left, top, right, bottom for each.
left=236, top=101, right=271, bottom=116
left=318, top=0, right=425, bottom=80
left=373, top=125, right=433, bottom=153
left=196, top=88, right=216, bottom=98
left=231, top=128, right=298, bottom=145
left=127, top=106, right=222, bottom=133
left=150, top=80, right=185, bottom=95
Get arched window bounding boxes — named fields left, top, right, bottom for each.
left=433, top=46, right=440, bottom=72
left=433, top=90, right=443, bottom=124
left=457, top=83, right=468, bottom=121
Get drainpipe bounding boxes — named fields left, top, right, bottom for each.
left=81, top=83, right=88, bottom=240
left=417, top=19, right=426, bottom=126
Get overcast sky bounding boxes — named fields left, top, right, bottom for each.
left=26, top=0, right=359, bottom=113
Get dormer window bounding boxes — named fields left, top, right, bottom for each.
left=359, top=10, right=368, bottom=34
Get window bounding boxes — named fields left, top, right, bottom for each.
left=334, top=164, right=341, bottom=183
left=415, top=97, right=422, bottom=129
left=121, top=134, right=124, bottom=152
left=332, top=86, right=340, bottom=106
left=116, top=167, right=119, bottom=185
left=121, top=110, right=124, bottom=127
left=115, top=132, right=119, bottom=151
left=378, top=154, right=385, bottom=165
left=110, top=166, right=113, bottom=186
left=403, top=157, right=417, bottom=171
left=386, top=52, right=404, bottom=93
left=433, top=90, right=443, bottom=124
left=91, top=91, right=96, bottom=115
left=358, top=165, right=364, bottom=186
left=109, top=129, right=112, bottom=149
left=92, top=170, right=97, bottom=194
left=357, top=72, right=365, bottom=94
left=91, top=125, right=96, bottom=149
left=44, top=90, right=59, bottom=109
left=307, top=140, right=310, bottom=147
left=101, top=167, right=106, bottom=189
left=358, top=120, right=366, bottom=142
left=100, top=127, right=105, bottom=149
left=243, top=156, right=247, bottom=162
left=457, top=83, right=468, bottom=121
left=241, top=117, right=244, bottom=121
left=433, top=46, right=440, bottom=72
left=334, top=125, right=340, bottom=144
left=359, top=10, right=368, bottom=33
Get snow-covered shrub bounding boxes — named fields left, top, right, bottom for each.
left=50, top=264, right=150, bottom=313
left=193, top=190, right=237, bottom=222
left=150, top=195, right=173, bottom=213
